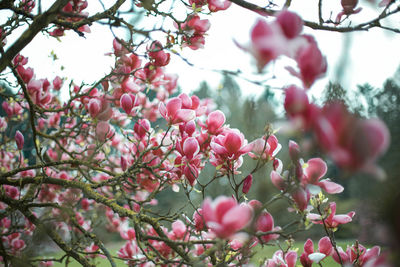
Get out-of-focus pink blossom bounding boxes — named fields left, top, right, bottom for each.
left=266, top=250, right=297, bottom=267
left=249, top=135, right=281, bottom=161
left=336, top=0, right=362, bottom=23
left=255, top=210, right=280, bottom=244
left=332, top=243, right=383, bottom=266
left=202, top=196, right=252, bottom=238
left=288, top=39, right=327, bottom=88
left=207, top=0, right=231, bottom=12
left=148, top=41, right=170, bottom=67
left=276, top=10, right=303, bottom=39
left=133, top=119, right=151, bottom=139
left=15, top=130, right=24, bottom=150
left=52, top=76, right=63, bottom=91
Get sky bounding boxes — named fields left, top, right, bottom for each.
left=2, top=0, right=400, bottom=101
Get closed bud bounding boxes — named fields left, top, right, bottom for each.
left=121, top=156, right=128, bottom=171
left=242, top=174, right=253, bottom=194
left=15, top=130, right=24, bottom=150
left=120, top=93, right=134, bottom=114
left=288, top=140, right=301, bottom=162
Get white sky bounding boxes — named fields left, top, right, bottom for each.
left=2, top=0, right=400, bottom=100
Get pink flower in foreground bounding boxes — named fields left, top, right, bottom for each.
left=308, top=202, right=355, bottom=228
left=332, top=243, right=382, bottom=266
left=255, top=211, right=281, bottom=244
left=159, top=97, right=196, bottom=125
left=300, top=237, right=333, bottom=266
left=202, top=196, right=252, bottom=238
left=266, top=250, right=297, bottom=267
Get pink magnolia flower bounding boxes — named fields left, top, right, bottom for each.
left=202, top=196, right=252, bottom=238
left=308, top=202, right=355, bottom=228
left=148, top=41, right=170, bottom=67
left=206, top=110, right=225, bottom=134
left=207, top=0, right=231, bottom=12
left=159, top=97, right=196, bottom=125
left=336, top=0, right=362, bottom=23
left=242, top=174, right=253, bottom=194
left=210, top=129, right=253, bottom=162
left=249, top=135, right=281, bottom=161
left=302, top=158, right=344, bottom=194
left=276, top=10, right=303, bottom=39
left=120, top=93, right=136, bottom=114
left=192, top=209, right=205, bottom=231
left=182, top=137, right=200, bottom=160
left=266, top=250, right=297, bottom=267
left=314, top=102, right=390, bottom=173
left=255, top=210, right=281, bottom=244
left=247, top=19, right=286, bottom=71
left=52, top=76, right=63, bottom=91
left=332, top=243, right=382, bottom=266
left=291, top=186, right=310, bottom=211
left=117, top=241, right=140, bottom=260
left=133, top=119, right=151, bottom=139
left=95, top=121, right=114, bottom=141
left=288, top=38, right=327, bottom=88
left=171, top=219, right=187, bottom=240
left=15, top=130, right=24, bottom=150
left=300, top=237, right=333, bottom=266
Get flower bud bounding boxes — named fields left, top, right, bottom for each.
left=242, top=174, right=253, bottom=194
left=121, top=156, right=128, bottom=171
left=15, top=130, right=24, bottom=150
left=120, top=93, right=134, bottom=114
left=288, top=140, right=301, bottom=162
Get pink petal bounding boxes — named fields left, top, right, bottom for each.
left=318, top=180, right=344, bottom=194
left=175, top=109, right=196, bottom=123
left=318, top=236, right=333, bottom=256
left=166, top=97, right=182, bottom=117
left=305, top=158, right=327, bottom=184
left=222, top=203, right=252, bottom=231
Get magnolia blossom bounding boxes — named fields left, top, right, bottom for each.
left=332, top=243, right=382, bottom=266
left=249, top=135, right=281, bottom=161
left=15, top=130, right=24, bottom=150
left=302, top=158, right=344, bottom=194
left=308, top=202, right=355, bottom=228
left=210, top=129, right=253, bottom=163
left=255, top=210, right=281, bottom=244
left=266, top=250, right=297, bottom=267
left=202, top=196, right=252, bottom=238
left=300, top=237, right=333, bottom=266
left=159, top=97, right=196, bottom=125
left=336, top=0, right=362, bottom=23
